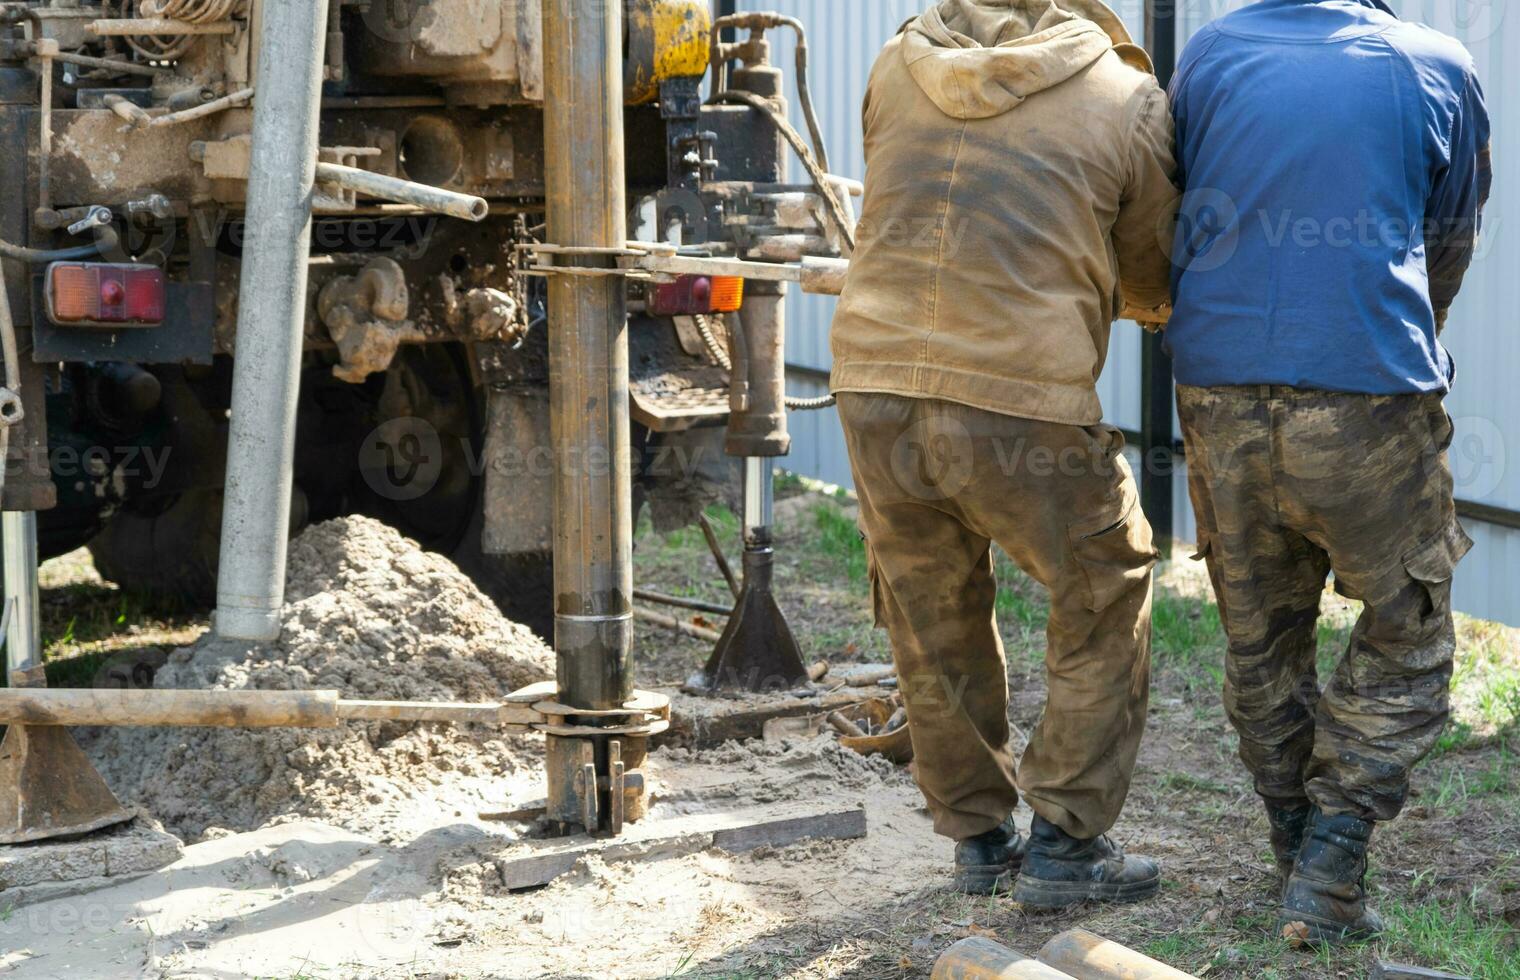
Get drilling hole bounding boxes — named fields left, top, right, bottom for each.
left=399, top=116, right=465, bottom=188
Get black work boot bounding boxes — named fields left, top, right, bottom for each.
left=1278, top=808, right=1384, bottom=946
left=1266, top=801, right=1313, bottom=883
left=1011, top=814, right=1161, bottom=908
left=952, top=815, right=1025, bottom=895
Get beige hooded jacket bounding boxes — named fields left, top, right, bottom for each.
left=830, top=0, right=1179, bottom=425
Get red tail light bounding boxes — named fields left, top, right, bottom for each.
left=46, top=263, right=166, bottom=327
left=648, top=275, right=744, bottom=317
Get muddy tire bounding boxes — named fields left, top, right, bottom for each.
left=88, top=489, right=224, bottom=607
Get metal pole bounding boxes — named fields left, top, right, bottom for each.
left=541, top=0, right=636, bottom=836
left=744, top=457, right=773, bottom=536
left=543, top=0, right=633, bottom=713
left=214, top=0, right=331, bottom=641
left=1141, top=0, right=1177, bottom=558
left=2, top=511, right=40, bottom=681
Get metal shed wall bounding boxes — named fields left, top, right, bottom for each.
left=735, top=0, right=1517, bottom=625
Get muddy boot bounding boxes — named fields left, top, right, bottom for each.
left=1011, top=814, right=1160, bottom=908
left=1266, top=801, right=1312, bottom=883
left=1278, top=809, right=1384, bottom=946
left=952, top=815, right=1025, bottom=895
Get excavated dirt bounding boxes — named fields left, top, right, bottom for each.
left=78, top=516, right=556, bottom=843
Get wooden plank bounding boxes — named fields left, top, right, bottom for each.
left=1371, top=964, right=1472, bottom=980
left=494, top=803, right=868, bottom=890
left=711, top=805, right=867, bottom=853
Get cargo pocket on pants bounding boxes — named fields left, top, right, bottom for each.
left=1068, top=497, right=1160, bottom=612
left=1402, top=520, right=1473, bottom=621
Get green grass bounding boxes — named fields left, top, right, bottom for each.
left=1157, top=770, right=1233, bottom=795
left=1378, top=894, right=1520, bottom=979
left=1152, top=590, right=1226, bottom=690
left=1145, top=899, right=1520, bottom=980
left=811, top=501, right=867, bottom=585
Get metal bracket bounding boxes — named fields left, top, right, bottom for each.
left=516, top=242, right=849, bottom=296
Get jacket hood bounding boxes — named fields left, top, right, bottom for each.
left=903, top=0, right=1115, bottom=119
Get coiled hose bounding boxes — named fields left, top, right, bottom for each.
left=695, top=314, right=835, bottom=412
left=124, top=0, right=246, bottom=61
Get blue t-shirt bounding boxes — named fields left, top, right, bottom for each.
left=1166, top=0, right=1490, bottom=393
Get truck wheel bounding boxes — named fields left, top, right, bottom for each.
left=87, top=489, right=224, bottom=607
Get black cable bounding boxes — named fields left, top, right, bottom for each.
left=708, top=89, right=855, bottom=253
left=0, top=225, right=119, bottom=263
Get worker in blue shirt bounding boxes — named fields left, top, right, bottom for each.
left=1167, top=0, right=1491, bottom=946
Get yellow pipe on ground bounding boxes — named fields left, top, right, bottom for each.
left=1037, top=930, right=1199, bottom=980
left=932, top=937, right=1078, bottom=980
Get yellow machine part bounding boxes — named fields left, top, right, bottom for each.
left=625, top=0, right=713, bottom=105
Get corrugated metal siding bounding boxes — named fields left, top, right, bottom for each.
left=739, top=0, right=1516, bottom=625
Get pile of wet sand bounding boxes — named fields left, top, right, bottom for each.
left=81, top=516, right=555, bottom=842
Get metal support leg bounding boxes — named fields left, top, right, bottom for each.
left=214, top=0, right=332, bottom=641
left=0, top=510, right=131, bottom=843
left=699, top=457, right=809, bottom=693
left=541, top=0, right=646, bottom=836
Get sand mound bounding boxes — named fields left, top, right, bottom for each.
left=81, top=517, right=555, bottom=842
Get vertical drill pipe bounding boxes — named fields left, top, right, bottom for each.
left=542, top=0, right=634, bottom=711
left=214, top=0, right=331, bottom=641
left=2, top=511, right=40, bottom=679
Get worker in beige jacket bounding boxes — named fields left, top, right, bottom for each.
left=831, top=0, right=1179, bottom=904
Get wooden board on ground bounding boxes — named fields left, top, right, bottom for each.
left=493, top=802, right=867, bottom=890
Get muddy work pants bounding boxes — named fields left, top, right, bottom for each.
left=837, top=393, right=1158, bottom=842
left=1177, top=386, right=1473, bottom=822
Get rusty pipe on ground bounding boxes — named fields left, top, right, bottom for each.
left=0, top=688, right=538, bottom=729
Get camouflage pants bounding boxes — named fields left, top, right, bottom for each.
left=1177, top=386, right=1473, bottom=821
left=837, top=393, right=1158, bottom=841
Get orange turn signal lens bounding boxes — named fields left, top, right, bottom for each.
left=46, top=263, right=165, bottom=326
left=708, top=276, right=744, bottom=313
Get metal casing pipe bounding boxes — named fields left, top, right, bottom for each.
left=214, top=0, right=331, bottom=641
left=541, top=0, right=635, bottom=713
left=314, top=162, right=489, bottom=222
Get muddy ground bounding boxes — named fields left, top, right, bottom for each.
left=5, top=484, right=1518, bottom=980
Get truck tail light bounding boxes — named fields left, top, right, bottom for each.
left=647, top=274, right=744, bottom=317
left=46, top=263, right=166, bottom=327
left=708, top=275, right=744, bottom=313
